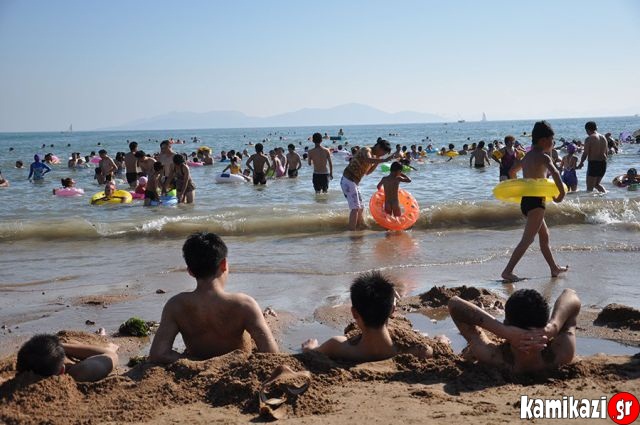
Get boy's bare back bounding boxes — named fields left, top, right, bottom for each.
left=380, top=175, right=401, bottom=203
left=308, top=146, right=332, bottom=173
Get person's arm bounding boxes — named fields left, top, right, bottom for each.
left=43, top=163, right=52, bottom=174
left=28, top=165, right=34, bottom=180
left=376, top=178, right=384, bottom=191
left=484, top=152, right=491, bottom=166
left=577, top=139, right=590, bottom=169
left=448, top=296, right=546, bottom=363
left=242, top=296, right=278, bottom=353
left=246, top=155, right=254, bottom=172
left=545, top=155, right=565, bottom=203
left=221, top=164, right=230, bottom=173
left=301, top=336, right=345, bottom=357
left=399, top=173, right=411, bottom=183
left=149, top=301, right=182, bottom=365
left=469, top=154, right=473, bottom=167
left=179, top=165, right=190, bottom=202
left=508, top=159, right=523, bottom=179
left=327, top=150, right=333, bottom=179
left=544, top=289, right=580, bottom=365
left=296, top=153, right=302, bottom=170
left=63, top=342, right=118, bottom=382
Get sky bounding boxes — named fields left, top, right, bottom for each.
left=0, top=0, right=639, bottom=132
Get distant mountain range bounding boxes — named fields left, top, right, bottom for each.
left=103, top=103, right=445, bottom=131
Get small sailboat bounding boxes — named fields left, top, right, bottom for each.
left=68, top=124, right=73, bottom=133
left=481, top=112, right=487, bottom=122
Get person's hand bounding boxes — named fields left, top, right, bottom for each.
left=543, top=322, right=559, bottom=340
left=301, top=338, right=318, bottom=351
left=505, top=326, right=547, bottom=353
left=553, top=191, right=565, bottom=203
left=329, top=174, right=333, bottom=180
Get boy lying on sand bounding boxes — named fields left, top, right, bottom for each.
left=449, top=288, right=580, bottom=373
left=149, top=232, right=278, bottom=364
left=16, top=334, right=119, bottom=382
left=302, top=271, right=434, bottom=362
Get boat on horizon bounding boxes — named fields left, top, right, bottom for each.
left=481, top=112, right=487, bottom=122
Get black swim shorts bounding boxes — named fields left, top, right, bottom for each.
left=288, top=169, right=298, bottom=178
left=520, top=196, right=545, bottom=216
left=126, top=172, right=138, bottom=184
left=144, top=189, right=160, bottom=202
left=313, top=173, right=329, bottom=193
left=587, top=160, right=607, bottom=178
left=253, top=172, right=266, bottom=185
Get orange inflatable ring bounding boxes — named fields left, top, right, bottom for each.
left=369, top=189, right=420, bottom=231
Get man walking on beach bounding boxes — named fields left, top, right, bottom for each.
left=577, top=121, right=608, bottom=193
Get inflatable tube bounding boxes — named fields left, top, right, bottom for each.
left=90, top=190, right=133, bottom=205
left=130, top=191, right=145, bottom=200
left=215, top=173, right=246, bottom=183
left=50, top=155, right=60, bottom=164
left=445, top=151, right=459, bottom=158
left=369, top=189, right=420, bottom=231
left=612, top=174, right=640, bottom=188
left=426, top=149, right=438, bottom=154
left=380, top=163, right=412, bottom=173
left=90, top=156, right=101, bottom=164
left=149, top=195, right=178, bottom=206
left=187, top=161, right=203, bottom=167
left=54, top=187, right=84, bottom=197
left=492, top=150, right=503, bottom=160
left=197, top=146, right=212, bottom=153
left=493, top=178, right=567, bottom=203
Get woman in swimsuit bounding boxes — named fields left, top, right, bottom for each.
left=166, top=154, right=196, bottom=204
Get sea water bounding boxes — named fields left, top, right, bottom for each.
left=0, top=117, right=639, bottom=355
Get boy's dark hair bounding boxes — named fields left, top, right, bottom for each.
left=478, top=141, right=485, bottom=148
left=135, top=150, right=146, bottom=158
left=288, top=144, right=295, bottom=150
left=182, top=232, right=228, bottom=279
left=390, top=161, right=403, bottom=172
left=129, top=142, right=138, bottom=151
left=531, top=121, right=554, bottom=145
left=448, top=143, right=455, bottom=150
left=350, top=271, right=395, bottom=329
left=16, top=334, right=65, bottom=377
left=173, top=154, right=185, bottom=164
left=98, top=149, right=107, bottom=155
left=255, top=143, right=264, bottom=153
left=504, top=135, right=515, bottom=144
left=375, top=139, right=391, bottom=154
left=153, top=161, right=163, bottom=172
left=504, top=289, right=549, bottom=329
left=160, top=140, right=170, bottom=148
left=627, top=168, right=638, bottom=177
left=585, top=121, right=597, bottom=132
left=312, top=133, right=322, bottom=144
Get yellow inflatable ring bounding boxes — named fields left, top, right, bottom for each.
left=493, top=178, right=567, bottom=203
left=445, top=151, right=459, bottom=158
left=492, top=150, right=503, bottom=160
left=90, top=190, right=133, bottom=205
left=369, top=189, right=420, bottom=231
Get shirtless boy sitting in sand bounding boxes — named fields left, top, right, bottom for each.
left=449, top=288, right=580, bottom=373
left=16, top=334, right=119, bottom=382
left=149, top=232, right=278, bottom=364
left=301, top=271, right=433, bottom=362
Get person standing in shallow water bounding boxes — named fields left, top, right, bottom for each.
left=501, top=121, right=568, bottom=282
left=341, top=138, right=392, bottom=230
left=577, top=121, right=608, bottom=193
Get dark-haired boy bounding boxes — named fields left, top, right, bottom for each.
left=149, top=232, right=278, bottom=364
left=501, top=121, right=568, bottom=282
left=376, top=161, right=412, bottom=217
left=577, top=121, right=608, bottom=193
left=301, top=271, right=433, bottom=362
left=16, top=334, right=119, bottom=382
left=307, top=132, right=333, bottom=193
left=341, top=138, right=393, bottom=230
left=245, top=143, right=271, bottom=185
left=448, top=288, right=580, bottom=373
left=285, top=144, right=302, bottom=178
left=97, top=150, right=117, bottom=185
left=124, top=141, right=139, bottom=189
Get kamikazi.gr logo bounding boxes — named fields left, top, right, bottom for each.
left=520, top=392, right=639, bottom=423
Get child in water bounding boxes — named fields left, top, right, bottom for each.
left=376, top=162, right=412, bottom=217
left=52, top=177, right=76, bottom=195
left=501, top=121, right=568, bottom=282
left=134, top=176, right=147, bottom=195
left=559, top=144, right=578, bottom=192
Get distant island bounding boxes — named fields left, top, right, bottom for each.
left=101, top=103, right=445, bottom=131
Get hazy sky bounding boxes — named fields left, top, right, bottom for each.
left=1, top=0, right=639, bottom=131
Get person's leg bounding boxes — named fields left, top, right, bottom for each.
left=186, top=190, right=194, bottom=204
left=348, top=209, right=359, bottom=231
left=594, top=176, right=606, bottom=193
left=501, top=208, right=545, bottom=282
left=356, top=208, right=365, bottom=229
left=585, top=175, right=595, bottom=192
left=537, top=218, right=568, bottom=277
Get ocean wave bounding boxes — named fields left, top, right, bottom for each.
left=0, top=198, right=638, bottom=242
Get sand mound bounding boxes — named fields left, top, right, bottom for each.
left=594, top=303, right=640, bottom=330
left=400, top=285, right=504, bottom=314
